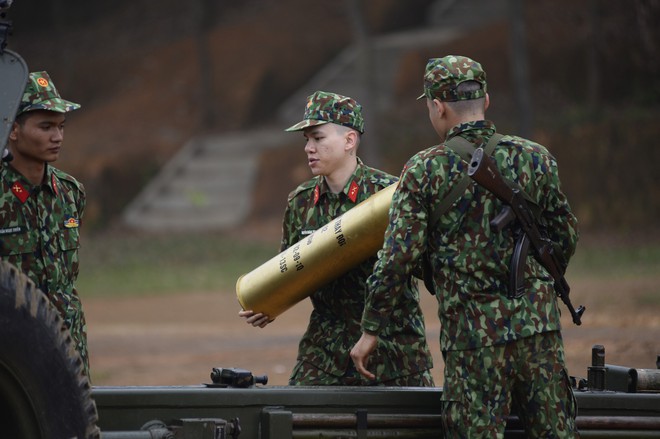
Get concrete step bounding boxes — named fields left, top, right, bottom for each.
left=122, top=0, right=509, bottom=232
left=122, top=129, right=291, bottom=231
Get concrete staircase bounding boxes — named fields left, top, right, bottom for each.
left=122, top=129, right=291, bottom=231
left=121, top=0, right=508, bottom=232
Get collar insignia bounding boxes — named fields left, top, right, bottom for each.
left=11, top=181, right=29, bottom=203
left=51, top=173, right=59, bottom=196
left=347, top=180, right=359, bottom=203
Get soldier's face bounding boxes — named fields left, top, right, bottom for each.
left=10, top=111, right=67, bottom=164
left=302, top=124, right=350, bottom=177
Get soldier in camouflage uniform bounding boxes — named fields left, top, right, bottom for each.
left=0, top=71, right=90, bottom=378
left=240, top=91, right=434, bottom=386
left=351, top=56, right=580, bottom=437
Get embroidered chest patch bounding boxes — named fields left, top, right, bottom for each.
left=64, top=217, right=80, bottom=228
left=0, top=226, right=25, bottom=236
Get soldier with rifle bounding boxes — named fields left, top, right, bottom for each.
left=351, top=55, right=581, bottom=437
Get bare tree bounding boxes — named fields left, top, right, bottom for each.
left=508, top=0, right=533, bottom=138
left=47, top=0, right=72, bottom=89
left=194, top=0, right=217, bottom=131
left=346, top=0, right=381, bottom=168
left=587, top=0, right=602, bottom=114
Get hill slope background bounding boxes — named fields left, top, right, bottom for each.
left=5, top=0, right=659, bottom=387
left=6, top=0, right=659, bottom=234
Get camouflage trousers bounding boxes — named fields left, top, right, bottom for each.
left=51, top=289, right=90, bottom=379
left=441, top=331, right=579, bottom=438
left=289, top=360, right=435, bottom=386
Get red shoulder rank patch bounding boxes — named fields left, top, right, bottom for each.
left=347, top=180, right=359, bottom=203
left=51, top=173, right=59, bottom=196
left=313, top=185, right=320, bottom=205
left=11, top=181, right=29, bottom=203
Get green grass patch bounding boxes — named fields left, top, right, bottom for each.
left=77, top=231, right=279, bottom=297
left=567, top=239, right=660, bottom=279
left=633, top=290, right=660, bottom=307
left=77, top=229, right=658, bottom=298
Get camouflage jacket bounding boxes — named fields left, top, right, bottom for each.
left=282, top=159, right=433, bottom=382
left=362, top=120, right=579, bottom=352
left=0, top=161, right=89, bottom=373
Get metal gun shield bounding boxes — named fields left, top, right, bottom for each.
left=0, top=49, right=28, bottom=154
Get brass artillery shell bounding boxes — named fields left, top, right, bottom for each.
left=236, top=183, right=396, bottom=318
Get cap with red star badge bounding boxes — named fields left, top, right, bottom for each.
left=17, top=71, right=81, bottom=116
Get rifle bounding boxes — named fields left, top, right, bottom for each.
left=467, top=147, right=585, bottom=325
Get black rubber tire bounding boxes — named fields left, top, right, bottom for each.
left=0, top=260, right=100, bottom=439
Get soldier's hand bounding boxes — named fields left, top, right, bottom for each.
left=350, top=332, right=377, bottom=380
left=238, top=310, right=273, bottom=328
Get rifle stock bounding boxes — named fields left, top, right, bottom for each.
left=467, top=147, right=585, bottom=325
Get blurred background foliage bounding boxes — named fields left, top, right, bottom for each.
left=6, top=0, right=660, bottom=234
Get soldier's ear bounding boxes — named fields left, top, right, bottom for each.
left=8, top=122, right=20, bottom=142
left=432, top=98, right=446, bottom=118
left=344, top=129, right=358, bottom=152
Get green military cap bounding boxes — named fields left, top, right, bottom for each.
left=285, top=90, right=365, bottom=134
left=17, top=71, right=81, bottom=116
left=417, top=55, right=487, bottom=102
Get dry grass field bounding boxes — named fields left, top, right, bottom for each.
left=84, top=229, right=660, bottom=388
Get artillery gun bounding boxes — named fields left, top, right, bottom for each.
left=1, top=3, right=659, bottom=438
left=93, top=347, right=660, bottom=438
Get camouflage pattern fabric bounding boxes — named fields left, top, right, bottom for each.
left=417, top=55, right=488, bottom=101
left=0, top=162, right=89, bottom=377
left=442, top=331, right=579, bottom=438
left=285, top=90, right=365, bottom=133
left=361, top=120, right=578, bottom=431
left=362, top=120, right=578, bottom=349
left=290, top=358, right=435, bottom=387
left=282, top=159, right=433, bottom=386
left=17, top=71, right=81, bottom=116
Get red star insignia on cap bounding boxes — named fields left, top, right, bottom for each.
left=11, top=181, right=29, bottom=204
left=347, top=180, right=359, bottom=203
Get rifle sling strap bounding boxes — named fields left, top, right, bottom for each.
left=429, top=133, right=542, bottom=227
left=423, top=133, right=543, bottom=296
left=428, top=133, right=503, bottom=228
left=421, top=134, right=501, bottom=296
